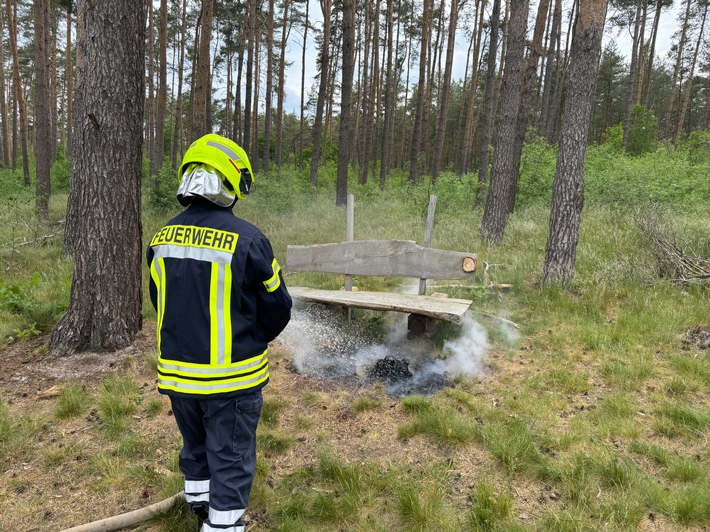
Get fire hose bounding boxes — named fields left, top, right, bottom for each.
left=59, top=491, right=184, bottom=532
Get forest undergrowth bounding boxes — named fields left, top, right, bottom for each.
left=0, top=140, right=709, bottom=531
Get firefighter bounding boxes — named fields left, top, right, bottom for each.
left=147, top=134, right=292, bottom=531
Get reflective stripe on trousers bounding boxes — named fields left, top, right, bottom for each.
left=199, top=507, right=246, bottom=531
left=184, top=478, right=210, bottom=506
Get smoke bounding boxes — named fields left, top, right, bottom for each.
left=277, top=303, right=491, bottom=396
left=428, top=313, right=488, bottom=377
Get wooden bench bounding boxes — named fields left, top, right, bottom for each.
left=285, top=196, right=478, bottom=331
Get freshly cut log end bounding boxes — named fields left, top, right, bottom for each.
left=462, top=256, right=477, bottom=272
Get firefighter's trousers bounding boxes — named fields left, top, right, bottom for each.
left=170, top=391, right=263, bottom=531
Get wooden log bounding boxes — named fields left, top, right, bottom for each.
left=288, top=286, right=473, bottom=324
left=286, top=240, right=477, bottom=279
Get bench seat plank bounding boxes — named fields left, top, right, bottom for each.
left=288, top=286, right=473, bottom=325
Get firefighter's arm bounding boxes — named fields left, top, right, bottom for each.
left=247, top=236, right=292, bottom=342
left=146, top=245, right=158, bottom=311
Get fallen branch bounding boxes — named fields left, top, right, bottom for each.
left=59, top=491, right=184, bottom=532
left=636, top=211, right=710, bottom=287
left=14, top=233, right=60, bottom=248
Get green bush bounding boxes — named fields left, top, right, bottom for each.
left=51, top=146, right=71, bottom=191
left=683, top=130, right=710, bottom=166
left=626, top=105, right=658, bottom=157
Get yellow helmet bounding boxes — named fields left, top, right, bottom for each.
left=178, top=134, right=254, bottom=201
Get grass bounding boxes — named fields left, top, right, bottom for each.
left=2, top=169, right=710, bottom=530
left=55, top=381, right=88, bottom=419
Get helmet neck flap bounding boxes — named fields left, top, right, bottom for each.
left=176, top=163, right=237, bottom=208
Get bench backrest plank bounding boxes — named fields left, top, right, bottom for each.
left=286, top=240, right=477, bottom=280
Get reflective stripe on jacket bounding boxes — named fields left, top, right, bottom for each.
left=146, top=199, right=292, bottom=397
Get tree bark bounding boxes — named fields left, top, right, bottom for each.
left=50, top=0, right=145, bottom=354
left=460, top=0, right=485, bottom=176
left=275, top=0, right=290, bottom=171
left=298, top=0, right=309, bottom=172
left=190, top=0, right=213, bottom=143
left=674, top=1, right=706, bottom=144
left=379, top=0, right=396, bottom=188
left=146, top=0, right=155, bottom=173
left=34, top=0, right=52, bottom=219
left=66, top=2, right=73, bottom=156
left=408, top=0, right=432, bottom=184
left=664, top=0, right=690, bottom=138
left=0, top=5, right=9, bottom=166
left=476, top=0, right=500, bottom=204
left=641, top=0, right=663, bottom=109
left=263, top=0, right=274, bottom=173
left=480, top=0, right=529, bottom=244
left=622, top=0, right=641, bottom=150
left=337, top=0, right=355, bottom=206
left=49, top=6, right=57, bottom=164
left=6, top=0, right=29, bottom=185
left=360, top=0, right=379, bottom=185
left=151, top=0, right=168, bottom=180
left=309, top=0, right=331, bottom=185
left=171, top=0, right=187, bottom=169
left=431, top=0, right=460, bottom=180
left=538, top=0, right=561, bottom=138
left=509, top=0, right=550, bottom=211
left=542, top=0, right=606, bottom=286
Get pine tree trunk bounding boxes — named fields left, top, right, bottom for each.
left=146, top=0, right=155, bottom=171
left=252, top=18, right=261, bottom=173
left=622, top=0, right=641, bottom=150
left=675, top=2, right=706, bottom=144
left=634, top=0, right=648, bottom=105
left=49, top=7, right=57, bottom=164
left=0, top=6, right=9, bottom=166
left=50, top=0, right=145, bottom=354
left=358, top=0, right=371, bottom=183
left=337, top=0, right=355, bottom=206
left=298, top=0, right=309, bottom=172
left=244, top=0, right=255, bottom=154
left=460, top=0, right=485, bottom=175
left=190, top=0, right=213, bottom=143
left=309, top=0, right=331, bottom=185
left=542, top=0, right=606, bottom=286
left=538, top=0, right=561, bottom=137
left=233, top=35, right=244, bottom=144
left=151, top=0, right=167, bottom=179
left=431, top=0, right=459, bottom=180
left=34, top=0, right=51, bottom=219
left=263, top=0, right=274, bottom=173
left=509, top=0, right=550, bottom=211
left=65, top=3, right=73, bottom=156
left=408, top=0, right=431, bottom=184
left=664, top=0, right=690, bottom=138
left=641, top=0, right=663, bottom=108
left=379, top=0, right=395, bottom=188
left=476, top=0, right=500, bottom=204
left=171, top=0, right=186, bottom=169
left=398, top=1, right=412, bottom=170
left=275, top=0, right=290, bottom=171
left=480, top=0, right=528, bottom=244
left=547, top=0, right=575, bottom=144
left=360, top=0, right=379, bottom=185
left=6, top=0, right=29, bottom=185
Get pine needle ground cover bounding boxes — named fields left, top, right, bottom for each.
left=1, top=158, right=709, bottom=531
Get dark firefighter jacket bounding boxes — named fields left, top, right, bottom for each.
left=146, top=198, right=292, bottom=398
